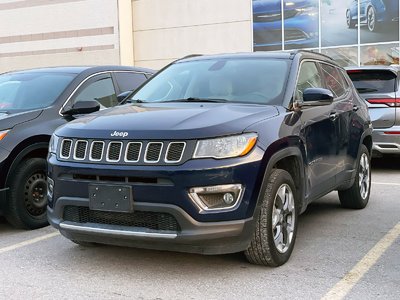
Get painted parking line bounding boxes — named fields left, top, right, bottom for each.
left=372, top=182, right=400, bottom=187
left=0, top=232, right=60, bottom=255
left=322, top=222, right=400, bottom=300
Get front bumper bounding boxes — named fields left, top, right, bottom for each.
left=372, top=127, right=400, bottom=154
left=47, top=147, right=265, bottom=254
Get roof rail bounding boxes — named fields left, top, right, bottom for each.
left=290, top=50, right=334, bottom=61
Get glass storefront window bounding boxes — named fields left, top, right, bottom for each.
left=360, top=43, right=399, bottom=66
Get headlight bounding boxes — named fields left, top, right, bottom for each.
left=0, top=129, right=10, bottom=141
left=49, top=134, right=60, bottom=154
left=193, top=133, right=257, bottom=159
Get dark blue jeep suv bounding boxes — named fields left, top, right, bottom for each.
left=48, top=51, right=372, bottom=266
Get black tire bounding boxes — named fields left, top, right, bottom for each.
left=5, top=158, right=49, bottom=229
left=346, top=10, right=356, bottom=28
left=245, top=169, right=298, bottom=267
left=338, top=145, right=371, bottom=209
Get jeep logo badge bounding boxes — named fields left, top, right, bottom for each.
left=111, top=131, right=128, bottom=138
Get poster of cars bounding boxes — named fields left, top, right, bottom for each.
left=252, top=0, right=319, bottom=51
left=253, top=0, right=400, bottom=66
left=321, top=0, right=358, bottom=47
left=360, top=0, right=399, bottom=44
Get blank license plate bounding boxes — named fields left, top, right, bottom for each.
left=89, top=184, right=133, bottom=213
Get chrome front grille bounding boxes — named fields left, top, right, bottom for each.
left=59, top=139, right=190, bottom=165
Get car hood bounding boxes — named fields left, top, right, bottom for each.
left=0, top=109, right=42, bottom=130
left=56, top=103, right=280, bottom=139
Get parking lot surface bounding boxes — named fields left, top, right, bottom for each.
left=0, top=158, right=399, bottom=300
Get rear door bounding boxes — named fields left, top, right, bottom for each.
left=347, top=69, right=398, bottom=129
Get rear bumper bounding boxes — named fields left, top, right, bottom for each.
left=48, top=199, right=256, bottom=254
left=372, top=127, right=400, bottom=154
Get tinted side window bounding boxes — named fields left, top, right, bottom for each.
left=295, top=61, right=322, bottom=101
left=73, top=75, right=117, bottom=108
left=320, top=64, right=346, bottom=98
left=347, top=70, right=397, bottom=94
left=114, top=72, right=147, bottom=92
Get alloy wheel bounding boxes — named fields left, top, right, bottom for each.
left=359, top=153, right=370, bottom=200
left=272, top=184, right=296, bottom=254
left=367, top=8, right=376, bottom=31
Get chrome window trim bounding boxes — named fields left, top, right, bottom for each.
left=59, top=139, right=73, bottom=159
left=106, top=141, right=123, bottom=162
left=165, top=142, right=186, bottom=163
left=89, top=141, right=105, bottom=162
left=73, top=140, right=88, bottom=161
left=144, top=142, right=163, bottom=163
left=124, top=142, right=142, bottom=163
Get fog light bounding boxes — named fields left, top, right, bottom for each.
left=188, top=184, right=244, bottom=213
left=223, top=193, right=234, bottom=205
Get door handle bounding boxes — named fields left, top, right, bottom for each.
left=353, top=105, right=359, bottom=111
left=329, top=112, right=338, bottom=121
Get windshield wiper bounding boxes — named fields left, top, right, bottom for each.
left=356, top=87, right=379, bottom=93
left=161, top=97, right=228, bottom=103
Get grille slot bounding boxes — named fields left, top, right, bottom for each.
left=63, top=206, right=180, bottom=232
left=125, top=142, right=142, bottom=162
left=145, top=142, right=163, bottom=162
left=74, top=140, right=88, bottom=160
left=60, top=139, right=72, bottom=159
left=107, top=142, right=122, bottom=162
left=165, top=142, right=186, bottom=163
left=90, top=141, right=104, bottom=161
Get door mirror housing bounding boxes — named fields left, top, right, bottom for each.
left=301, top=88, right=334, bottom=106
left=117, top=91, right=132, bottom=103
left=62, top=100, right=100, bottom=115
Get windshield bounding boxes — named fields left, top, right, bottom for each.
left=0, top=72, right=76, bottom=111
left=130, top=58, right=290, bottom=105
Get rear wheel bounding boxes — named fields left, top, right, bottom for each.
left=245, top=169, right=298, bottom=267
left=338, top=145, right=371, bottom=209
left=6, top=158, right=49, bottom=229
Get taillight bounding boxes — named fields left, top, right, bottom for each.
left=384, top=132, right=400, bottom=135
left=366, top=98, right=399, bottom=107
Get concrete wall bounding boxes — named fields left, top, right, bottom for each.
left=0, top=0, right=121, bottom=72
left=132, top=0, right=253, bottom=69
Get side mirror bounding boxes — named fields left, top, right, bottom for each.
left=302, top=88, right=334, bottom=106
left=62, top=100, right=100, bottom=115
left=117, top=91, right=132, bottom=103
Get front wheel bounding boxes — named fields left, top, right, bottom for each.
left=346, top=10, right=356, bottom=28
left=245, top=169, right=298, bottom=267
left=367, top=7, right=378, bottom=32
left=6, top=158, right=49, bottom=229
left=338, top=145, right=371, bottom=209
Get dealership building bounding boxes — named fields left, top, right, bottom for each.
left=0, top=0, right=399, bottom=72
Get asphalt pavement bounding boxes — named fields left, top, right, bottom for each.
left=0, top=158, right=399, bottom=300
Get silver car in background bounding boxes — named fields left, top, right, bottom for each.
left=347, top=65, right=400, bottom=156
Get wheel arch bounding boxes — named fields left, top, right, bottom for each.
left=256, top=139, right=307, bottom=216
left=4, top=135, right=50, bottom=187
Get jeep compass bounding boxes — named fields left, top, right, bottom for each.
left=48, top=51, right=372, bottom=266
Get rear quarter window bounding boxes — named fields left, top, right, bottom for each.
left=347, top=70, right=397, bottom=94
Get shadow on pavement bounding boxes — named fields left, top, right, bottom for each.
left=372, top=156, right=400, bottom=170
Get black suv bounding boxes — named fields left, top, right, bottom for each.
left=48, top=52, right=372, bottom=266
left=0, top=66, right=154, bottom=229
